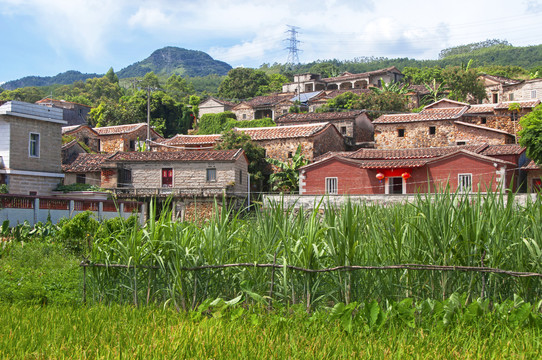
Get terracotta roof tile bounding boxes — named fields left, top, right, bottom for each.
left=107, top=149, right=243, bottom=162
left=347, top=144, right=488, bottom=160
left=62, top=153, right=107, bottom=173
left=373, top=106, right=468, bottom=124
left=480, top=144, right=525, bottom=156
left=349, top=158, right=429, bottom=168
left=235, top=123, right=335, bottom=141
left=494, top=100, right=541, bottom=110
left=93, top=123, right=147, bottom=135
left=276, top=111, right=364, bottom=124
left=481, top=74, right=523, bottom=86
left=454, top=121, right=513, bottom=135
left=523, top=160, right=540, bottom=170
left=162, top=134, right=222, bottom=146
left=465, top=104, right=497, bottom=114
left=240, top=94, right=294, bottom=108
left=62, top=124, right=96, bottom=135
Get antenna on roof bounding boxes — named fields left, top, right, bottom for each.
left=285, top=25, right=301, bottom=67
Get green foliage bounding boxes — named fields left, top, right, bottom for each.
left=105, top=67, right=119, bottom=84
left=256, top=73, right=290, bottom=95
left=0, top=86, right=47, bottom=103
left=441, top=66, right=487, bottom=103
left=0, top=184, right=8, bottom=194
left=215, top=129, right=267, bottom=182
left=403, top=66, right=444, bottom=85
left=478, top=65, right=529, bottom=79
left=309, top=62, right=340, bottom=78
left=1, top=70, right=102, bottom=90
left=266, top=144, right=309, bottom=192
left=139, top=71, right=161, bottom=89
left=317, top=91, right=408, bottom=117
left=56, top=212, right=100, bottom=255
left=166, top=74, right=195, bottom=102
left=0, top=242, right=80, bottom=305
left=197, top=111, right=237, bottom=134
left=54, top=183, right=104, bottom=193
left=218, top=68, right=270, bottom=100
left=439, top=39, right=512, bottom=59
left=519, top=104, right=542, bottom=164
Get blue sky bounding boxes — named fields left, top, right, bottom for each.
left=1, top=0, right=542, bottom=84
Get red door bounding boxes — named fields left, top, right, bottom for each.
left=162, top=168, right=173, bottom=187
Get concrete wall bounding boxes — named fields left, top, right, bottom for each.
left=7, top=174, right=62, bottom=196
left=64, top=172, right=101, bottom=186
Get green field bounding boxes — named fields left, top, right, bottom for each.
left=1, top=303, right=541, bottom=359
left=1, top=191, right=542, bottom=358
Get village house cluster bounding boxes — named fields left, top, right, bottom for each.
left=2, top=66, right=542, bottom=221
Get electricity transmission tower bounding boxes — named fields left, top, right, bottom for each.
left=285, top=25, right=301, bottom=66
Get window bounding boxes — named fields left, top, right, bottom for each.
left=340, top=126, right=347, bottom=135
left=509, top=93, right=514, bottom=101
left=456, top=141, right=466, bottom=146
left=206, top=168, right=216, bottom=182
left=397, top=129, right=405, bottom=137
left=481, top=117, right=487, bottom=125
left=283, top=109, right=288, bottom=114
left=162, top=168, right=173, bottom=187
left=458, top=174, right=472, bottom=192
left=29, top=133, right=40, bottom=157
left=377, top=79, right=382, bottom=87
left=239, top=170, right=243, bottom=185
left=76, top=174, right=86, bottom=184
left=531, top=90, right=537, bottom=99
left=118, top=168, right=132, bottom=187
left=533, top=178, right=542, bottom=193
left=511, top=112, right=519, bottom=121
left=492, top=93, right=498, bottom=103
left=389, top=177, right=403, bottom=194
left=429, top=126, right=436, bottom=135
left=83, top=137, right=89, bottom=145
left=129, top=140, right=136, bottom=151
left=242, top=114, right=247, bottom=120
left=288, top=152, right=293, bottom=158
left=325, top=177, right=338, bottom=194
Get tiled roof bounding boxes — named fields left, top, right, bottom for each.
left=241, top=94, right=294, bottom=108
left=523, top=160, right=540, bottom=170
left=107, top=149, right=243, bottom=162
left=454, top=121, right=513, bottom=135
left=348, top=158, right=429, bottom=169
left=201, top=97, right=236, bottom=107
left=93, top=123, right=147, bottom=135
left=481, top=74, right=522, bottom=86
left=162, top=134, right=222, bottom=146
left=312, top=151, right=352, bottom=163
left=235, top=123, right=335, bottom=141
left=321, top=67, right=401, bottom=83
left=276, top=111, right=364, bottom=124
left=480, top=144, right=525, bottom=156
left=347, top=144, right=488, bottom=160
left=494, top=100, right=541, bottom=110
left=62, top=124, right=95, bottom=135
left=465, top=104, right=497, bottom=114
left=322, top=89, right=372, bottom=98
left=62, top=153, right=107, bottom=173
left=36, top=98, right=92, bottom=108
left=373, top=106, right=468, bottom=124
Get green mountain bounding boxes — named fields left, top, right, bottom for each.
left=2, top=47, right=232, bottom=91
left=116, top=47, right=232, bottom=78
left=2, top=70, right=102, bottom=91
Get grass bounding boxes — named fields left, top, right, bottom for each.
left=0, top=303, right=540, bottom=359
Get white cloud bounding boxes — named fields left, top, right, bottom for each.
left=128, top=7, right=173, bottom=29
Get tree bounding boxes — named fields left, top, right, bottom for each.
left=266, top=145, right=309, bottom=193
left=422, top=79, right=446, bottom=104
left=441, top=66, right=486, bottom=103
left=105, top=67, right=119, bottom=84
left=0, top=86, right=46, bottom=103
left=139, top=72, right=161, bottom=89
left=257, top=73, right=289, bottom=95
left=166, top=74, right=194, bottom=102
left=215, top=129, right=267, bottom=184
left=197, top=112, right=237, bottom=135
left=519, top=105, right=542, bottom=164
left=369, top=78, right=409, bottom=95
left=218, top=68, right=269, bottom=100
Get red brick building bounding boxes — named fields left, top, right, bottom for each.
left=299, top=144, right=524, bottom=195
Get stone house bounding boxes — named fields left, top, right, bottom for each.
left=0, top=101, right=66, bottom=195
left=151, top=134, right=222, bottom=151
left=198, top=97, right=236, bottom=118
left=282, top=67, right=404, bottom=93
left=522, top=160, right=542, bottom=193
left=480, top=74, right=542, bottom=103
left=299, top=144, right=524, bottom=195
left=373, top=99, right=524, bottom=149
left=62, top=123, right=163, bottom=153
left=234, top=123, right=345, bottom=163
left=232, top=93, right=294, bottom=121
left=36, top=98, right=92, bottom=126
left=62, top=152, right=107, bottom=187
left=275, top=110, right=373, bottom=146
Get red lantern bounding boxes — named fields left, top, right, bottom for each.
left=376, top=172, right=385, bottom=180
left=401, top=172, right=411, bottom=180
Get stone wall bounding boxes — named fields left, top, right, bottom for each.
left=7, top=174, right=62, bottom=196
left=233, top=106, right=254, bottom=121
left=65, top=127, right=100, bottom=152
left=504, top=80, right=542, bottom=102
left=375, top=120, right=512, bottom=149
left=100, top=127, right=150, bottom=153
left=64, top=172, right=101, bottom=186
left=8, top=116, right=62, bottom=173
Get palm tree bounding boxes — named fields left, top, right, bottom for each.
left=266, top=145, right=309, bottom=192
left=423, top=79, right=446, bottom=104
left=370, top=78, right=409, bottom=95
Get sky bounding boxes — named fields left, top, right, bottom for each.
left=1, top=0, right=542, bottom=84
